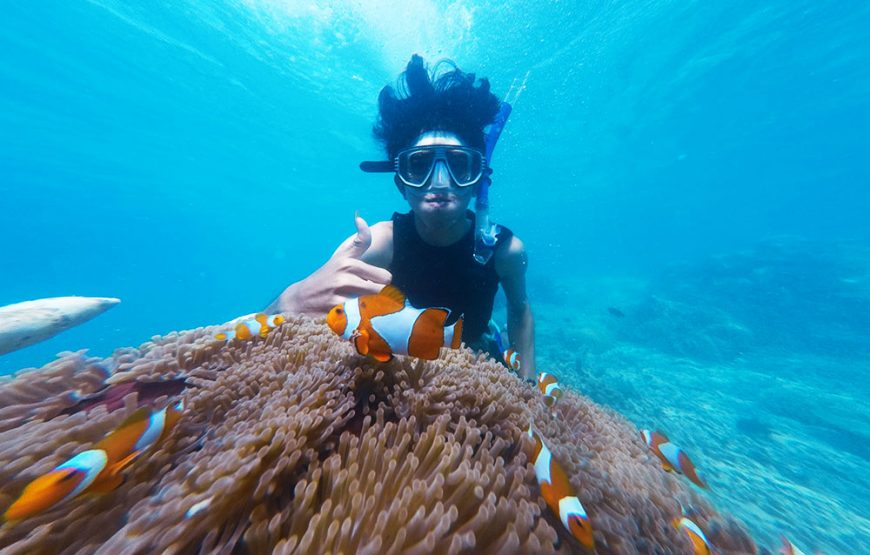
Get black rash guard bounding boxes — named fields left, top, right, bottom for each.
left=389, top=210, right=513, bottom=354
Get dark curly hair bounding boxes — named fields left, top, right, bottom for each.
left=374, top=54, right=501, bottom=160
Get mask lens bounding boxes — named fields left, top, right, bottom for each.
left=445, top=148, right=481, bottom=185
left=401, top=149, right=436, bottom=186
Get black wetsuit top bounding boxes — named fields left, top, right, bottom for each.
left=389, top=211, right=513, bottom=355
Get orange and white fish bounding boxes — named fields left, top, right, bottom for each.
left=526, top=425, right=595, bottom=551
left=3, top=401, right=183, bottom=522
left=537, top=372, right=563, bottom=408
left=326, top=285, right=462, bottom=362
left=94, top=399, right=184, bottom=469
left=215, top=313, right=284, bottom=342
left=673, top=513, right=712, bottom=555
left=503, top=348, right=521, bottom=371
left=640, top=430, right=708, bottom=489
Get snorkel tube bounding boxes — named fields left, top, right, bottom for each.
left=473, top=101, right=513, bottom=265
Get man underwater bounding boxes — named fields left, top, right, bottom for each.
left=267, top=54, right=535, bottom=379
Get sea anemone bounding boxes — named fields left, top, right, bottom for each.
left=0, top=314, right=756, bottom=553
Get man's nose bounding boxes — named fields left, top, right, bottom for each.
left=428, top=160, right=452, bottom=188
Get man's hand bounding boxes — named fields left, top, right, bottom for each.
left=269, top=213, right=392, bottom=316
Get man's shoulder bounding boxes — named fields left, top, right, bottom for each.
left=493, top=222, right=522, bottom=255
left=370, top=220, right=394, bottom=238
left=494, top=232, right=526, bottom=277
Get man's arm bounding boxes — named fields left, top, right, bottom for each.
left=496, top=236, right=535, bottom=380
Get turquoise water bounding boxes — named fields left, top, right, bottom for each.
left=2, top=1, right=869, bottom=552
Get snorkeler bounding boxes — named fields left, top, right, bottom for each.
left=267, top=54, right=535, bottom=379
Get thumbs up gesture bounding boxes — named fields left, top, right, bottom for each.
left=269, top=213, right=392, bottom=317
left=342, top=211, right=376, bottom=259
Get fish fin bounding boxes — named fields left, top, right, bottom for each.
left=450, top=316, right=465, bottom=349
left=214, top=332, right=227, bottom=341
left=110, top=451, right=142, bottom=475
left=359, top=293, right=404, bottom=319
left=378, top=285, right=406, bottom=306
left=688, top=470, right=708, bottom=489
left=450, top=317, right=463, bottom=349
left=371, top=351, right=393, bottom=362
left=353, top=329, right=370, bottom=355
left=87, top=471, right=125, bottom=494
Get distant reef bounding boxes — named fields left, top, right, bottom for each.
left=619, top=236, right=870, bottom=361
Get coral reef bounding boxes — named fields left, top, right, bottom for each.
left=649, top=237, right=870, bottom=358
left=528, top=237, right=870, bottom=553
left=0, top=315, right=755, bottom=554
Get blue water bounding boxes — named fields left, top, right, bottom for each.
left=2, top=1, right=869, bottom=552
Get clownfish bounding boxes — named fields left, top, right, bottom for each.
left=3, top=401, right=183, bottom=522
left=215, top=313, right=284, bottom=342
left=640, top=430, right=708, bottom=489
left=326, top=285, right=463, bottom=362
left=503, top=348, right=521, bottom=371
left=673, top=513, right=712, bottom=555
left=526, top=425, right=595, bottom=551
left=537, top=372, right=563, bottom=408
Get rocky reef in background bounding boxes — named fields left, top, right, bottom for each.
left=621, top=237, right=870, bottom=362
left=529, top=236, right=870, bottom=554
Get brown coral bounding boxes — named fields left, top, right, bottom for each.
left=0, top=314, right=756, bottom=554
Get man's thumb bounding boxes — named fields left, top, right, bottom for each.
left=346, top=211, right=372, bottom=258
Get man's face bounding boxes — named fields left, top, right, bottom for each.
left=401, top=130, right=476, bottom=227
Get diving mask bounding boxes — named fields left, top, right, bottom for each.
left=360, top=146, right=486, bottom=188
